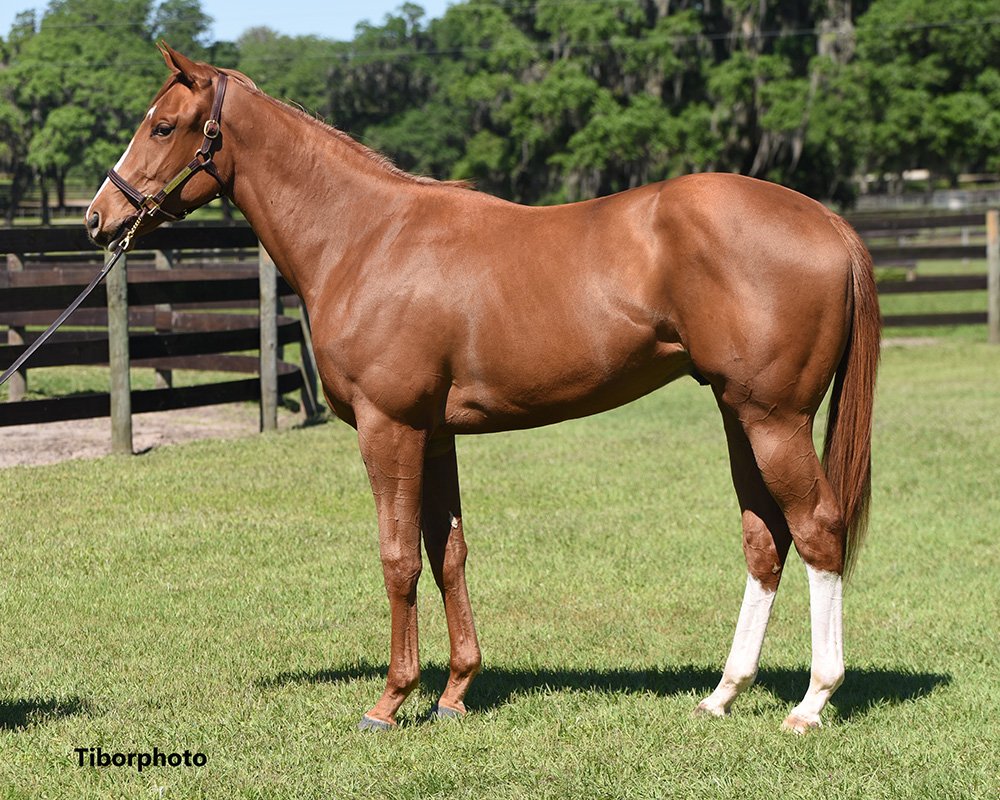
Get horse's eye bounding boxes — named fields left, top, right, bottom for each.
left=152, top=123, right=175, bottom=138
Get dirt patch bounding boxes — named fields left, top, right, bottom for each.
left=0, top=403, right=300, bottom=468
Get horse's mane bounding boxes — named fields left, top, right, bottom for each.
left=226, top=71, right=472, bottom=191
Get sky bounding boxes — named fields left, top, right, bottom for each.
left=2, top=1, right=453, bottom=43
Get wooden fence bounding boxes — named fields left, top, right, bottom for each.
left=850, top=208, right=1000, bottom=341
left=0, top=223, right=320, bottom=453
left=1, top=209, right=998, bottom=446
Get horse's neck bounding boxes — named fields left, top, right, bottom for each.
left=225, top=88, right=413, bottom=303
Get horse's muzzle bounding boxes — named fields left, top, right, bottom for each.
left=86, top=211, right=102, bottom=242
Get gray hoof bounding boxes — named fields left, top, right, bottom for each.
left=358, top=714, right=393, bottom=732
left=431, top=703, right=465, bottom=721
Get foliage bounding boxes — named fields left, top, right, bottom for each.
left=152, top=0, right=214, bottom=59
left=0, top=0, right=164, bottom=220
left=236, top=27, right=344, bottom=115
left=851, top=0, right=1000, bottom=184
left=1, top=0, right=998, bottom=216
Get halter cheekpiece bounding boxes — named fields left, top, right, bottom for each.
left=107, top=72, right=229, bottom=239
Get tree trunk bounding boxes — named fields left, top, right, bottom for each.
left=4, top=165, right=30, bottom=225
left=56, top=169, right=67, bottom=212
left=38, top=171, right=51, bottom=226
left=819, top=0, right=855, bottom=64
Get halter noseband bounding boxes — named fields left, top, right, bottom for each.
left=107, top=72, right=229, bottom=248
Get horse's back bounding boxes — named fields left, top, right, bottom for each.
left=324, top=173, right=857, bottom=432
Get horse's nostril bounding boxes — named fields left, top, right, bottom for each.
left=88, top=211, right=100, bottom=231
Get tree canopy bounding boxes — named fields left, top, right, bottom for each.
left=1, top=0, right=997, bottom=220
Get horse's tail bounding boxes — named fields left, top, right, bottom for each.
left=823, top=214, right=881, bottom=581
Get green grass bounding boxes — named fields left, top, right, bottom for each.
left=0, top=340, right=998, bottom=798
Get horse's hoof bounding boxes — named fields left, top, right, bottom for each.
left=431, top=703, right=465, bottom=721
left=781, top=713, right=821, bottom=734
left=358, top=714, right=394, bottom=732
left=693, top=700, right=728, bottom=718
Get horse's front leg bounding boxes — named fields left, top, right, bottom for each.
left=356, top=412, right=428, bottom=731
left=421, top=437, right=481, bottom=718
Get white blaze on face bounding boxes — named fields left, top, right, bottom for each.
left=86, top=105, right=156, bottom=221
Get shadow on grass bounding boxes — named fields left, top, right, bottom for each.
left=257, top=661, right=950, bottom=721
left=0, top=697, right=89, bottom=732
left=829, top=669, right=952, bottom=720
left=754, top=667, right=952, bottom=720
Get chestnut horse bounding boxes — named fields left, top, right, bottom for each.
left=87, top=45, right=880, bottom=733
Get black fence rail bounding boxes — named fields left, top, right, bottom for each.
left=1, top=210, right=998, bottom=441
left=0, top=223, right=319, bottom=450
left=849, top=209, right=999, bottom=335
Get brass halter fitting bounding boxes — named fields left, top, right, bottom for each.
left=118, top=212, right=146, bottom=253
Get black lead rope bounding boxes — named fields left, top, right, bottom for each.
left=0, top=242, right=129, bottom=389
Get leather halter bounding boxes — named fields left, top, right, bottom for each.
left=107, top=72, right=229, bottom=244
left=0, top=73, right=232, bottom=388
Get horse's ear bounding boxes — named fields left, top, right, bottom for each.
left=157, top=41, right=214, bottom=87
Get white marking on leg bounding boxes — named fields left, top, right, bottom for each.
left=784, top=564, right=844, bottom=732
left=698, top=574, right=776, bottom=716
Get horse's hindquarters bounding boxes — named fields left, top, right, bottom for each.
left=655, top=176, right=854, bottom=415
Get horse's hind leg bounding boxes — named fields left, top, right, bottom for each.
left=697, top=404, right=793, bottom=717
left=735, top=410, right=846, bottom=733
left=421, top=437, right=481, bottom=718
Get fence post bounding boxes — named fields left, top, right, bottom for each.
left=988, top=209, right=999, bottom=345
left=5, top=252, right=27, bottom=401
left=154, top=248, right=175, bottom=388
left=299, top=307, right=320, bottom=419
left=259, top=243, right=278, bottom=432
left=107, top=253, right=133, bottom=454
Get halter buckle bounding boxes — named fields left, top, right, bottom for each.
left=203, top=119, right=220, bottom=139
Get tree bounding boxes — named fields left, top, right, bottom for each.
left=237, top=27, right=344, bottom=120
left=3, top=0, right=996, bottom=221
left=337, top=0, right=869, bottom=203
left=0, top=12, right=36, bottom=223
left=152, top=0, right=214, bottom=59
left=27, top=105, right=97, bottom=210
left=853, top=0, right=1000, bottom=188
left=0, top=0, right=227, bottom=220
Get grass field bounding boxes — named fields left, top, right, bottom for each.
left=0, top=338, right=998, bottom=798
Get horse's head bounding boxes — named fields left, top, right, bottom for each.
left=86, top=43, right=231, bottom=250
